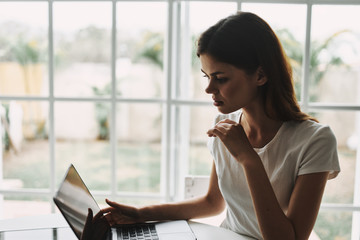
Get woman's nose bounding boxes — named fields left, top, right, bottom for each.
left=205, top=79, right=217, bottom=94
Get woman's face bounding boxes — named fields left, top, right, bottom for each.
left=200, top=54, right=265, bottom=114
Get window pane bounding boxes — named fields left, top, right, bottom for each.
left=1, top=101, right=49, bottom=190
left=309, top=111, right=358, bottom=204
left=310, top=5, right=360, bottom=104
left=53, top=2, right=112, bottom=97
left=55, top=102, right=111, bottom=191
left=314, top=211, right=352, bottom=240
left=178, top=2, right=237, bottom=100
left=242, top=3, right=306, bottom=101
left=116, top=2, right=166, bottom=99
left=116, top=104, right=162, bottom=193
left=178, top=105, right=218, bottom=176
left=0, top=195, right=51, bottom=219
left=0, top=2, right=48, bottom=97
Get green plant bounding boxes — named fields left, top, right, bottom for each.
left=1, top=103, right=10, bottom=151
left=134, top=31, right=164, bottom=69
left=308, top=30, right=348, bottom=101
left=92, top=85, right=111, bottom=140
left=92, top=83, right=122, bottom=140
left=11, top=40, right=43, bottom=65
left=276, top=28, right=348, bottom=101
left=9, top=40, right=45, bottom=95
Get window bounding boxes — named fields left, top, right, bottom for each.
left=1, top=1, right=360, bottom=239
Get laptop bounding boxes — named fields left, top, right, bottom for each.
left=53, top=164, right=197, bottom=240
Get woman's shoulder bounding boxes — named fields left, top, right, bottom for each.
left=284, top=119, right=335, bottom=141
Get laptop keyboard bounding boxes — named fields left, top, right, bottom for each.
left=117, top=223, right=159, bottom=240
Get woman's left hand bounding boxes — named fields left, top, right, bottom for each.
left=207, top=119, right=254, bottom=162
left=101, top=199, right=143, bottom=226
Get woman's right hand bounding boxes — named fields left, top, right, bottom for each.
left=207, top=119, right=254, bottom=162
left=101, top=199, right=143, bottom=226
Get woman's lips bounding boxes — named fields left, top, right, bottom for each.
left=213, top=100, right=224, bottom=106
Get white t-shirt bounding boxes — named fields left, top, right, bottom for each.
left=207, top=110, right=340, bottom=239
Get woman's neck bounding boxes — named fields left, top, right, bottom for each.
left=240, top=108, right=283, bottom=148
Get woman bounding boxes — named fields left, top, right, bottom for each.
left=100, top=12, right=340, bottom=240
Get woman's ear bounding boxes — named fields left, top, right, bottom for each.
left=256, top=67, right=267, bottom=86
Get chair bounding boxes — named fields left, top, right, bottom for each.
left=184, top=175, right=226, bottom=226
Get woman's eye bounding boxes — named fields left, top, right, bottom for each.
left=202, top=74, right=228, bottom=83
left=216, top=77, right=228, bottom=83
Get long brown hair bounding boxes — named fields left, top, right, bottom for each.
left=197, top=11, right=316, bottom=122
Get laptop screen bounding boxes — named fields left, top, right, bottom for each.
left=53, top=164, right=101, bottom=239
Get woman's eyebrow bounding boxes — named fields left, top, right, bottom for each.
left=201, top=69, right=225, bottom=76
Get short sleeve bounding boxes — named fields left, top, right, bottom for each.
left=298, top=126, right=340, bottom=179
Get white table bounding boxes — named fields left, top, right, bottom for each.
left=0, top=214, right=254, bottom=240
left=189, top=221, right=254, bottom=240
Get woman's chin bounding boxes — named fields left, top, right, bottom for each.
left=216, top=107, right=238, bottom=114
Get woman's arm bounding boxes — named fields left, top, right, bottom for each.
left=102, top=163, right=225, bottom=225
left=242, top=154, right=328, bottom=240
left=139, top=163, right=225, bottom=221
left=286, top=172, right=329, bottom=239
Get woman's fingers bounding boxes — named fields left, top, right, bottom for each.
left=220, top=119, right=237, bottom=124
left=93, top=210, right=107, bottom=223
left=101, top=199, right=122, bottom=215
left=105, top=199, right=129, bottom=209
left=102, top=199, right=141, bottom=225
left=81, top=209, right=94, bottom=240
left=105, top=199, right=118, bottom=207
left=207, top=127, right=223, bottom=137
left=86, top=208, right=93, bottom=223
left=207, top=121, right=233, bottom=137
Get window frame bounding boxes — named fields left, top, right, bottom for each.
left=0, top=0, right=359, bottom=238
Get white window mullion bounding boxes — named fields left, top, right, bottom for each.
left=48, top=0, right=56, bottom=213
left=0, top=100, right=3, bottom=218
left=300, top=3, right=312, bottom=112
left=237, top=0, right=242, bottom=10
left=162, top=0, right=176, bottom=202
left=169, top=1, right=181, bottom=201
left=174, top=1, right=191, bottom=201
left=110, top=0, right=117, bottom=200
left=352, top=145, right=360, bottom=240
left=351, top=95, right=360, bottom=239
